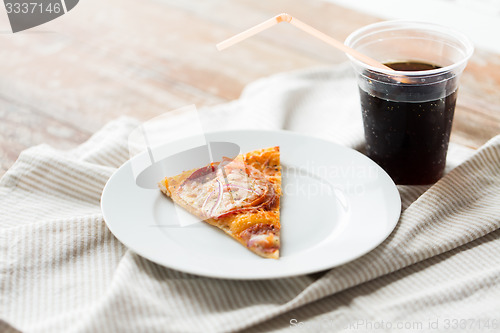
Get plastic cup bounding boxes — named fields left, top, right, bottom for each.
left=345, top=21, right=473, bottom=185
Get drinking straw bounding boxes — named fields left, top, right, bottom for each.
left=216, top=13, right=394, bottom=72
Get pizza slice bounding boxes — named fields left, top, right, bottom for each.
left=159, top=146, right=281, bottom=259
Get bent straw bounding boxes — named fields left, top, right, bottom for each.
left=216, top=13, right=394, bottom=72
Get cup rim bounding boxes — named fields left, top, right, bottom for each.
left=344, top=20, right=474, bottom=77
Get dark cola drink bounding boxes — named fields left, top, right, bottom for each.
left=345, top=21, right=473, bottom=185
left=360, top=61, right=457, bottom=185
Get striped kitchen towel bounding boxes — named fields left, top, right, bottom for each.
left=1, top=65, right=500, bottom=333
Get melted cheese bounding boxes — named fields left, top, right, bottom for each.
left=228, top=212, right=279, bottom=235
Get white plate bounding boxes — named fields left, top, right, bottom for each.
left=101, top=130, right=401, bottom=279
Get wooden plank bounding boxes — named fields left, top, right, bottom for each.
left=453, top=48, right=500, bottom=148
left=0, top=98, right=90, bottom=174
left=0, top=0, right=499, bottom=178
left=154, top=0, right=380, bottom=64
left=0, top=0, right=326, bottom=176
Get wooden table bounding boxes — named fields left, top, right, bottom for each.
left=1, top=0, right=499, bottom=176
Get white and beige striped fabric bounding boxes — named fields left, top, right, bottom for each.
left=1, top=65, right=500, bottom=333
